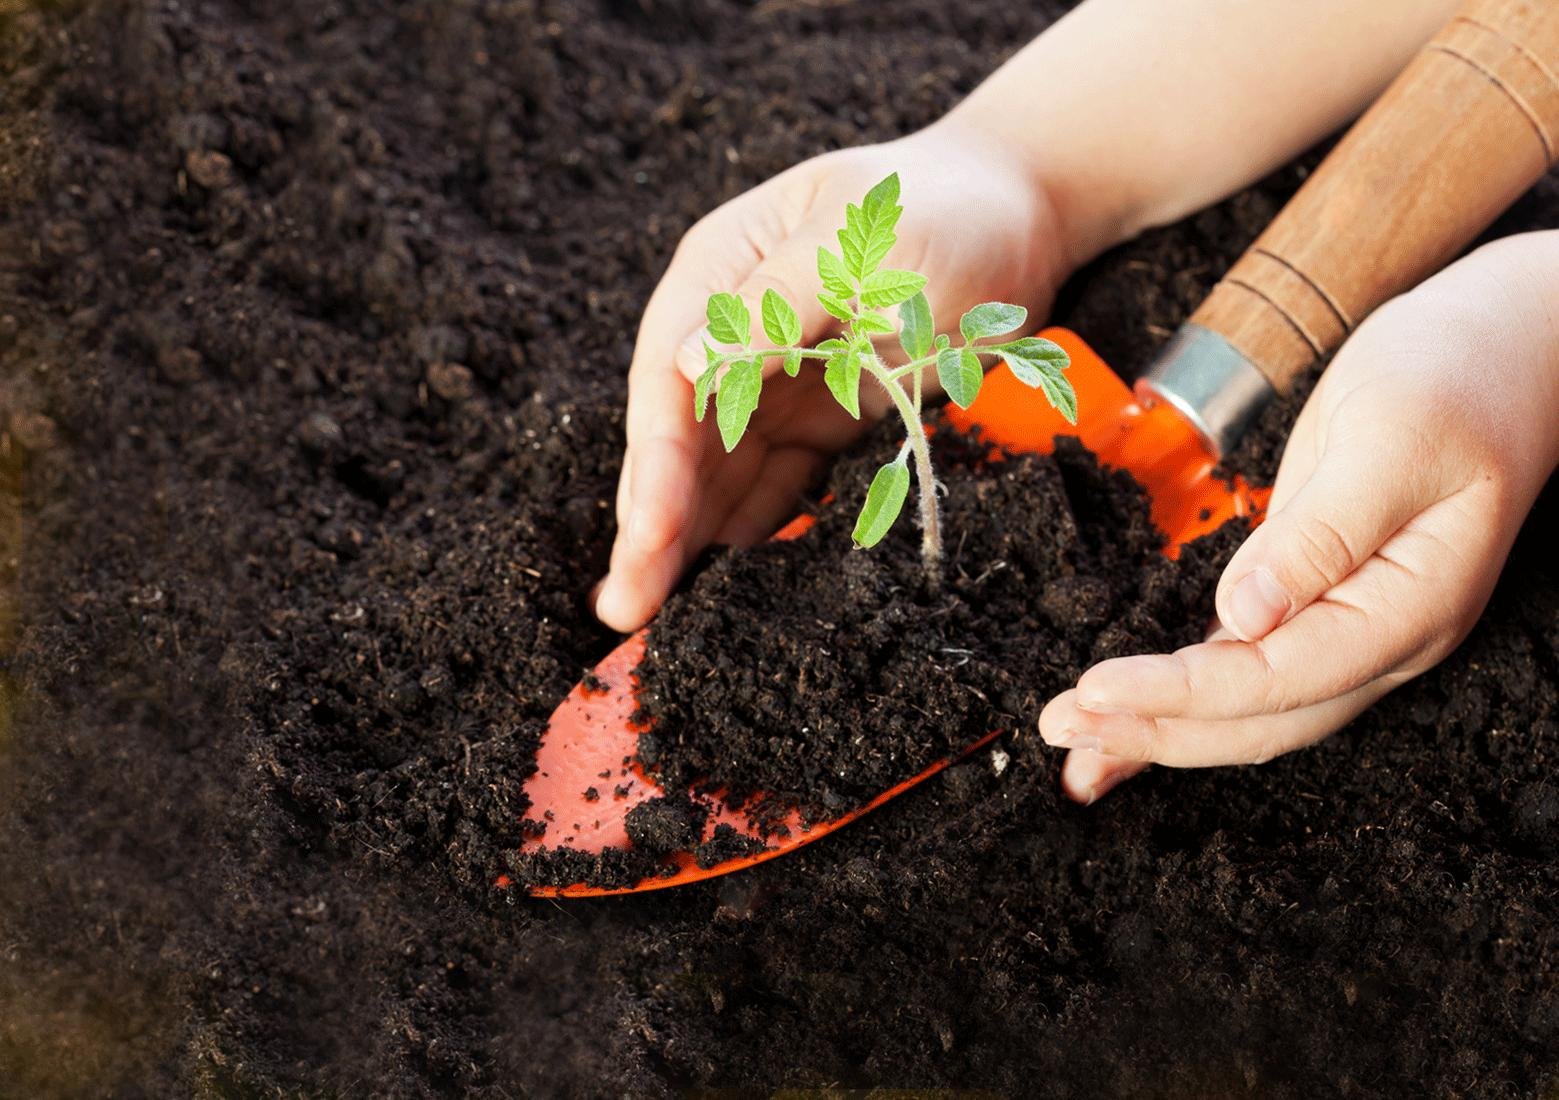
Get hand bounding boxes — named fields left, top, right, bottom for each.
left=594, top=124, right=1070, bottom=631
left=1039, top=233, right=1559, bottom=803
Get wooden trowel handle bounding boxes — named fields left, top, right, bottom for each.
left=1191, top=0, right=1559, bottom=394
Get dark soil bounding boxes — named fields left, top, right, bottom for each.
left=2, top=1, right=1556, bottom=1096
left=634, top=429, right=1244, bottom=820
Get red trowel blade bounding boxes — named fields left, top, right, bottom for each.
left=511, top=328, right=1268, bottom=897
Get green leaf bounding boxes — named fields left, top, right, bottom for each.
left=816, top=337, right=849, bottom=353
left=693, top=342, right=720, bottom=421
left=959, top=301, right=1028, bottom=343
left=1036, top=372, right=1078, bottom=424
left=898, top=291, right=933, bottom=360
left=761, top=288, right=801, bottom=346
left=854, top=311, right=894, bottom=335
left=817, top=291, right=854, bottom=322
left=781, top=348, right=802, bottom=377
left=859, top=268, right=928, bottom=309
left=859, top=220, right=898, bottom=277
left=715, top=358, right=763, bottom=450
left=993, top=337, right=1076, bottom=424
left=706, top=292, right=751, bottom=346
left=862, top=172, right=901, bottom=216
left=816, top=247, right=854, bottom=298
left=934, top=332, right=951, bottom=352
left=837, top=208, right=867, bottom=280
left=824, top=350, right=862, bottom=418
left=852, top=457, right=910, bottom=549
left=937, top=346, right=983, bottom=409
left=837, top=175, right=904, bottom=282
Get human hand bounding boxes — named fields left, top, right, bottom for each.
left=594, top=124, right=1071, bottom=631
left=1039, top=233, right=1559, bottom=803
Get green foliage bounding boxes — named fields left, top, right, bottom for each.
left=692, top=173, right=1079, bottom=574
left=937, top=346, right=983, bottom=410
left=853, top=456, right=910, bottom=549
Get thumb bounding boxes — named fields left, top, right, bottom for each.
left=1216, top=433, right=1435, bottom=642
left=674, top=238, right=836, bottom=385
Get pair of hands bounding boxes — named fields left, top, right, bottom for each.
left=595, top=129, right=1559, bottom=803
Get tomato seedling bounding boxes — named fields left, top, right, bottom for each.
left=694, top=172, right=1077, bottom=584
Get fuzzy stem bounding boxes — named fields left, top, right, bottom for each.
left=864, top=358, right=941, bottom=588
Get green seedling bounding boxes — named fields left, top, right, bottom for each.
left=693, top=172, right=1077, bottom=586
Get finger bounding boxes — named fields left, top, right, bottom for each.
left=673, top=234, right=839, bottom=387
left=1214, top=423, right=1438, bottom=642
left=1044, top=673, right=1395, bottom=772
left=1074, top=505, right=1473, bottom=721
left=1058, top=743, right=1147, bottom=805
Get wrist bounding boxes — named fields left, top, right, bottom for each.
left=911, top=115, right=1084, bottom=300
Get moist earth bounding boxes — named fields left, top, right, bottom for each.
left=2, top=1, right=1556, bottom=1096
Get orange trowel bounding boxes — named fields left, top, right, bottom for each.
left=514, top=0, right=1559, bottom=897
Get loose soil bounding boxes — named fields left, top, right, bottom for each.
left=633, top=430, right=1243, bottom=818
left=2, top=1, right=1556, bottom=1096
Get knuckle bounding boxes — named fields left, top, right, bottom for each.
left=1287, top=514, right=1360, bottom=590
left=1248, top=644, right=1300, bottom=715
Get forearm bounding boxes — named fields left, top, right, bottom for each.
left=936, top=0, right=1461, bottom=271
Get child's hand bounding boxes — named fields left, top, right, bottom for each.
left=594, top=126, right=1069, bottom=631
left=1040, top=232, right=1559, bottom=803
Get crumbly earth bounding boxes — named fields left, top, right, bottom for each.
left=1, top=1, right=1556, bottom=1096
left=634, top=430, right=1244, bottom=818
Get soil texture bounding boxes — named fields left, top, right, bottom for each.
left=1, top=1, right=1556, bottom=1096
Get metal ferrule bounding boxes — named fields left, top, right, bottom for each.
left=1134, top=324, right=1276, bottom=459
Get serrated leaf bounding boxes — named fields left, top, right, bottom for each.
left=959, top=301, right=1028, bottom=343
left=761, top=288, right=801, bottom=346
left=860, top=223, right=897, bottom=277
left=852, top=457, right=910, bottom=549
left=715, top=358, right=762, bottom=450
left=859, top=268, right=927, bottom=309
left=839, top=178, right=904, bottom=282
left=862, top=172, right=901, bottom=216
left=937, top=346, right=983, bottom=409
left=993, top=336, right=1070, bottom=379
left=1037, top=372, right=1078, bottom=424
left=824, top=350, right=862, bottom=418
left=706, top=292, right=750, bottom=346
left=897, top=291, right=933, bottom=360
left=993, top=337, right=1076, bottom=423
left=854, top=311, right=894, bottom=335
left=817, top=291, right=854, bottom=322
left=782, top=348, right=802, bottom=377
left=693, top=342, right=720, bottom=421
left=816, top=247, right=854, bottom=297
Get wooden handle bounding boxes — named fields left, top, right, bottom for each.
left=1191, top=0, right=1559, bottom=393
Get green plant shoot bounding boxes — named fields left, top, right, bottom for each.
left=692, top=173, right=1076, bottom=585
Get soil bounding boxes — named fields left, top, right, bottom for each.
left=1, top=1, right=1556, bottom=1096
left=632, top=429, right=1244, bottom=819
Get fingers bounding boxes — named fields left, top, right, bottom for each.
left=1074, top=547, right=1434, bottom=721
left=1214, top=424, right=1437, bottom=641
left=1044, top=669, right=1393, bottom=782
left=594, top=433, right=703, bottom=631
left=1057, top=748, right=1147, bottom=805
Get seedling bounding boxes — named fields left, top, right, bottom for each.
left=693, top=172, right=1076, bottom=585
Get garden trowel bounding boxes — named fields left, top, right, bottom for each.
left=516, top=0, right=1559, bottom=896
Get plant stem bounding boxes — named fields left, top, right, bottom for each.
left=864, top=358, right=941, bottom=588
